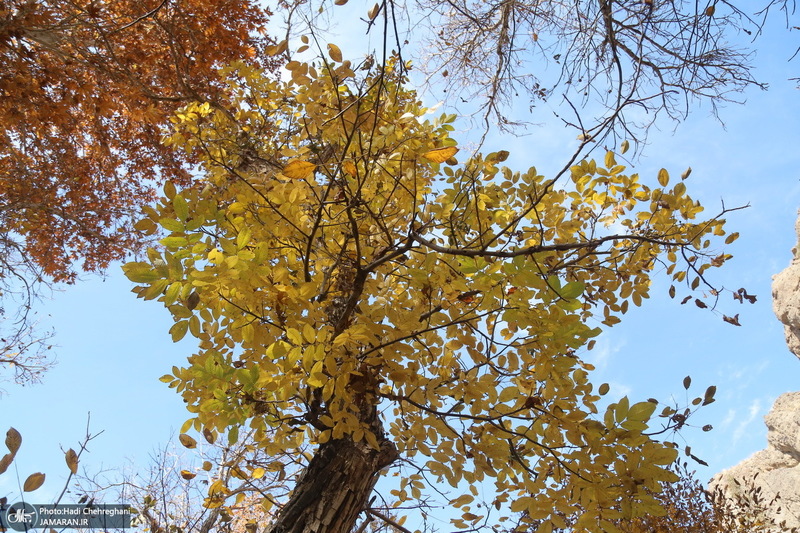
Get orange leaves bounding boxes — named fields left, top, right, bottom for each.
left=0, top=0, right=276, bottom=284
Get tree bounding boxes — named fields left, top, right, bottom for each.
left=285, top=1, right=797, bottom=146
left=408, top=0, right=788, bottom=142
left=124, top=45, right=745, bottom=533
left=0, top=0, right=277, bottom=381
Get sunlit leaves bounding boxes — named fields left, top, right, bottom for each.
left=125, top=55, right=741, bottom=532
left=282, top=160, right=317, bottom=180
left=327, top=43, right=343, bottom=62
left=423, top=146, right=459, bottom=163
left=266, top=39, right=288, bottom=56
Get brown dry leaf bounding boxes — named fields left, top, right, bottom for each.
left=423, top=146, right=459, bottom=163
left=5, top=428, right=21, bottom=455
left=723, top=314, right=741, bottom=326
left=282, top=160, right=316, bottom=180
left=65, top=448, right=79, bottom=474
left=179, top=433, right=197, bottom=449
left=23, top=472, right=46, bottom=492
left=0, top=453, right=13, bottom=475
left=180, top=470, right=197, bottom=480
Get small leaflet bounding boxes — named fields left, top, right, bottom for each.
left=283, top=160, right=316, bottom=180
left=423, top=146, right=459, bottom=163
left=327, top=43, right=343, bottom=63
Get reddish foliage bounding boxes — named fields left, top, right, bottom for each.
left=0, top=0, right=277, bottom=282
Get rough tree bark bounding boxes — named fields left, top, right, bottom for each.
left=267, top=259, right=399, bottom=533
left=266, top=423, right=398, bottom=533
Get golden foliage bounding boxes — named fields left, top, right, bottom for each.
left=125, top=54, right=742, bottom=532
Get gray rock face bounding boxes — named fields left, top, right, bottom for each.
left=772, top=211, right=800, bottom=359
left=709, top=212, right=800, bottom=531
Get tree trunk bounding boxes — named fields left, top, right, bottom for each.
left=266, top=430, right=398, bottom=533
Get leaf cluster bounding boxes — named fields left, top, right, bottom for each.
left=124, top=48, right=744, bottom=531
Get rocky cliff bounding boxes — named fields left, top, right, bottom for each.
left=773, top=214, right=800, bottom=360
left=709, top=211, right=800, bottom=531
left=710, top=392, right=800, bottom=531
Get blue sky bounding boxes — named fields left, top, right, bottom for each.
left=2, top=0, right=800, bottom=519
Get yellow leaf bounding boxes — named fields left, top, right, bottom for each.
left=657, top=168, right=669, bottom=187
left=510, top=496, right=532, bottom=513
left=266, top=39, right=288, bottom=57
left=23, top=472, right=45, bottom=492
left=303, top=323, right=316, bottom=343
left=450, top=494, right=475, bottom=507
left=335, top=0, right=348, bottom=4
left=204, top=497, right=225, bottom=509
left=342, top=161, right=357, bottom=175
left=327, top=43, right=343, bottom=63
left=283, top=160, right=316, bottom=180
left=180, top=470, right=196, bottom=480
left=423, top=146, right=458, bottom=163
left=252, top=467, right=266, bottom=479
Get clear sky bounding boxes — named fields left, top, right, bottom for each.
left=2, top=0, right=800, bottom=520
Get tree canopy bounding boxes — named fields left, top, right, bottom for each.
left=125, top=47, right=742, bottom=532
left=0, top=0, right=276, bottom=382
